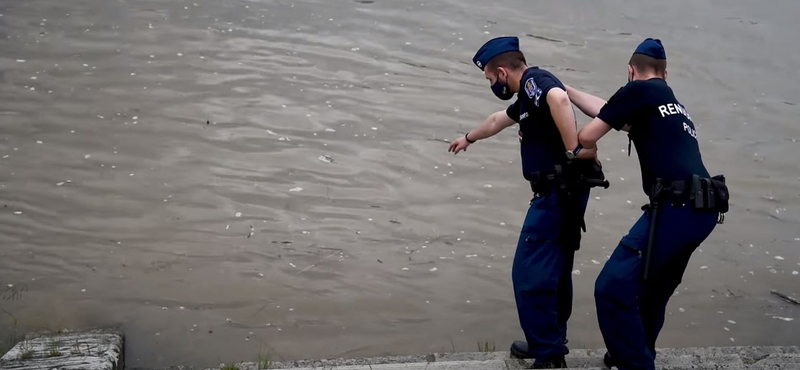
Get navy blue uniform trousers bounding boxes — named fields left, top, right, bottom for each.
left=595, top=203, right=717, bottom=370
left=513, top=190, right=589, bottom=363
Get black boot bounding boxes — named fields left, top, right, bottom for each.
left=603, top=352, right=616, bottom=369
left=531, top=357, right=567, bottom=369
left=510, top=341, right=535, bottom=359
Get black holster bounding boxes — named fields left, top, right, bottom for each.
left=529, top=160, right=610, bottom=250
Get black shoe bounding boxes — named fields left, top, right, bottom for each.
left=531, top=357, right=567, bottom=369
left=510, top=341, right=535, bottom=359
left=603, top=352, right=616, bottom=368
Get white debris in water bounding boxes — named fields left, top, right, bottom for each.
left=620, top=177, right=625, bottom=181
left=770, top=269, right=778, bottom=274
left=177, top=53, right=183, bottom=56
left=626, top=200, right=632, bottom=204
left=30, top=76, right=37, bottom=80
left=773, top=316, right=794, bottom=322
left=289, top=263, right=296, bottom=268
left=429, top=267, right=438, bottom=272
left=13, top=211, right=22, bottom=215
left=466, top=254, right=477, bottom=258
left=700, top=266, right=708, bottom=270
left=439, top=257, right=454, bottom=260
left=234, top=212, right=242, bottom=217
left=728, top=320, right=737, bottom=324
left=289, top=308, right=294, bottom=312
left=426, top=301, right=430, bottom=304
left=483, top=184, right=492, bottom=188
left=258, top=273, right=264, bottom=277
left=226, top=318, right=232, bottom=322
left=318, top=155, right=333, bottom=163
left=325, top=128, right=336, bottom=132
left=401, top=267, right=409, bottom=271
left=81, top=289, right=86, bottom=292
left=130, top=72, right=136, bottom=76
left=775, top=256, right=785, bottom=260
left=278, top=137, right=290, bottom=141
left=16, top=59, right=25, bottom=63
left=161, top=307, right=168, bottom=310
left=56, top=182, right=64, bottom=186
left=129, top=173, right=134, bottom=177
left=289, top=187, right=303, bottom=192
left=679, top=307, right=685, bottom=313
left=405, top=42, right=412, bottom=45
left=730, top=338, right=735, bottom=343
left=595, top=196, right=601, bottom=200
left=572, top=270, right=581, bottom=275
left=6, top=284, right=12, bottom=288
left=84, top=154, right=91, bottom=159
left=793, top=271, right=798, bottom=275
left=36, top=140, right=43, bottom=144
left=466, top=300, right=471, bottom=303
left=724, top=327, right=730, bottom=331
left=266, top=130, right=277, bottom=136
left=371, top=127, right=378, bottom=130
left=591, top=260, right=600, bottom=265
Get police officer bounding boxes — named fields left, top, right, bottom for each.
left=449, top=36, right=601, bottom=369
left=567, top=39, right=729, bottom=370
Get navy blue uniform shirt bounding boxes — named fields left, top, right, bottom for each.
left=597, top=78, right=710, bottom=195
left=506, top=67, right=569, bottom=181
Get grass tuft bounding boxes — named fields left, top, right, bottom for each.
left=258, top=353, right=272, bottom=369
left=477, top=340, right=496, bottom=353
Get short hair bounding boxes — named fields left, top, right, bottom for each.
left=629, top=53, right=666, bottom=75
left=486, top=51, right=527, bottom=71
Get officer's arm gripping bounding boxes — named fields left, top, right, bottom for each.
left=564, top=85, right=607, bottom=119
left=577, top=118, right=613, bottom=150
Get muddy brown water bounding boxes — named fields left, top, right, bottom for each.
left=1, top=0, right=799, bottom=368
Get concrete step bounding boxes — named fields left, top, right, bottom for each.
left=243, top=347, right=800, bottom=370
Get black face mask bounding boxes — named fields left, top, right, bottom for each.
left=491, top=70, right=514, bottom=100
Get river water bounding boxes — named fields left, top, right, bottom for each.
left=1, top=0, right=799, bottom=367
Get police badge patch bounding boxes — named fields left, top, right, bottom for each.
left=525, top=78, right=536, bottom=98
left=525, top=78, right=543, bottom=106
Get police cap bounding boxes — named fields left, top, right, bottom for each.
left=633, top=38, right=666, bottom=60
left=473, top=36, right=520, bottom=71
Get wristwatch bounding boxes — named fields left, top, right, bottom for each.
left=565, top=144, right=583, bottom=159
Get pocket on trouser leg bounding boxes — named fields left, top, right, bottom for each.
left=513, top=236, right=568, bottom=293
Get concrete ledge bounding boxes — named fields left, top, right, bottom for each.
left=231, top=346, right=800, bottom=370
left=0, top=329, right=124, bottom=370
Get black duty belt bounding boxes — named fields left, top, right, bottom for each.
left=528, top=161, right=610, bottom=196
left=642, top=174, right=729, bottom=280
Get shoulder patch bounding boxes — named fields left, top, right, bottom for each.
left=524, top=77, right=544, bottom=106
left=524, top=78, right=537, bottom=98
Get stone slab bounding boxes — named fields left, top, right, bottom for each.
left=0, top=329, right=123, bottom=370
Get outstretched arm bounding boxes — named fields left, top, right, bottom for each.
left=449, top=110, right=516, bottom=154
left=565, top=84, right=607, bottom=119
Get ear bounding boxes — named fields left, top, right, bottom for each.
left=627, top=65, right=634, bottom=78
left=663, top=69, right=668, bottom=80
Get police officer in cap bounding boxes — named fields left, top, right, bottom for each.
left=449, top=36, right=602, bottom=369
left=567, top=38, right=729, bottom=370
